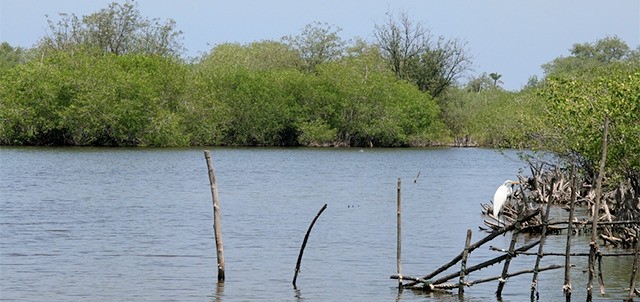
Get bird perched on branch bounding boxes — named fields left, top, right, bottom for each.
left=493, top=180, right=521, bottom=218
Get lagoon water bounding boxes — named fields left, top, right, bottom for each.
left=0, top=147, right=636, bottom=301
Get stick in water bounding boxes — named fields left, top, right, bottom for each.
left=204, top=150, right=225, bottom=282
left=293, top=204, right=328, bottom=288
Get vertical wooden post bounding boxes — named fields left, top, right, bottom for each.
left=564, top=163, right=577, bottom=299
left=588, top=116, right=609, bottom=299
left=496, top=199, right=525, bottom=298
left=629, top=228, right=640, bottom=300
left=459, top=229, right=472, bottom=295
left=293, top=204, right=328, bottom=287
left=204, top=150, right=225, bottom=282
left=397, top=178, right=403, bottom=288
left=531, top=178, right=555, bottom=300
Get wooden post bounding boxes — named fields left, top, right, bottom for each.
left=564, top=163, right=577, bottom=299
left=204, top=150, right=225, bottom=282
left=588, top=116, right=609, bottom=299
left=397, top=178, right=403, bottom=288
left=629, top=228, right=640, bottom=300
left=496, top=200, right=525, bottom=298
left=459, top=229, right=472, bottom=295
left=531, top=178, right=555, bottom=300
left=293, top=204, right=328, bottom=287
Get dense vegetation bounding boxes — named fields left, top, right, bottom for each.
left=1, top=1, right=639, bottom=186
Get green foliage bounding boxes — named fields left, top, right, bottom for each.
left=534, top=36, right=640, bottom=183
left=38, top=0, right=183, bottom=57
left=439, top=87, right=542, bottom=147
left=282, top=22, right=346, bottom=72
left=190, top=41, right=446, bottom=147
left=311, top=45, right=447, bottom=146
left=541, top=63, right=640, bottom=180
left=374, top=11, right=472, bottom=98
left=0, top=42, right=29, bottom=71
left=542, top=36, right=635, bottom=77
left=201, top=41, right=301, bottom=72
left=4, top=0, right=636, bottom=155
left=0, top=49, right=188, bottom=146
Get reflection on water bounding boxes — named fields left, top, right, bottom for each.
left=213, top=282, right=224, bottom=302
left=0, top=147, right=636, bottom=301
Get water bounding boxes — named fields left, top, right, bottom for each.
left=0, top=147, right=636, bottom=301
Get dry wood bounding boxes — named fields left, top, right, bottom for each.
left=395, top=264, right=564, bottom=292
left=531, top=179, right=554, bottom=299
left=588, top=115, right=609, bottom=299
left=396, top=178, right=402, bottom=288
left=493, top=250, right=637, bottom=257
left=402, top=209, right=540, bottom=288
left=458, top=229, right=472, bottom=295
left=564, top=163, right=577, bottom=297
left=466, top=264, right=564, bottom=287
left=293, top=203, right=328, bottom=287
left=204, top=150, right=225, bottom=282
left=430, top=240, right=540, bottom=286
left=629, top=229, right=640, bottom=300
left=598, top=252, right=606, bottom=296
left=496, top=201, right=526, bottom=297
left=600, top=234, right=624, bottom=245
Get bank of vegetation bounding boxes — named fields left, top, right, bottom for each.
left=1, top=2, right=639, bottom=188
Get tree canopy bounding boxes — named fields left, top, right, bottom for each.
left=38, top=0, right=183, bottom=57
left=374, top=11, right=472, bottom=98
left=1, top=0, right=638, bottom=185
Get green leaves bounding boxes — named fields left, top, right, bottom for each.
left=542, top=62, right=640, bottom=182
left=38, top=1, right=183, bottom=57
left=0, top=49, right=188, bottom=146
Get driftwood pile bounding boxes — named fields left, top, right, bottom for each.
left=391, top=159, right=639, bottom=299
left=393, top=119, right=639, bottom=299
left=391, top=209, right=549, bottom=293
left=481, top=160, right=640, bottom=248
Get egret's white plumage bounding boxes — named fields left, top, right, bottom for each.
left=493, top=180, right=520, bottom=217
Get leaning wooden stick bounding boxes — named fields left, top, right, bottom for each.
left=293, top=204, right=328, bottom=287
left=402, top=209, right=540, bottom=288
left=429, top=240, right=541, bottom=286
left=467, top=264, right=564, bottom=287
left=204, top=150, right=225, bottom=282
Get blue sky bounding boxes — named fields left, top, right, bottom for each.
left=1, top=0, right=639, bottom=90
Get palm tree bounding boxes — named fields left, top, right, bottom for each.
left=489, top=72, right=503, bottom=87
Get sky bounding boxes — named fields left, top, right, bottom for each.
left=1, top=0, right=639, bottom=90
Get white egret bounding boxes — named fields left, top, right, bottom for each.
left=492, top=180, right=521, bottom=218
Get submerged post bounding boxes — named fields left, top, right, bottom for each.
left=531, top=178, right=555, bottom=300
left=204, top=150, right=225, bottom=282
left=459, top=229, right=472, bottom=295
left=397, top=178, right=403, bottom=288
left=496, top=199, right=526, bottom=298
left=629, top=228, right=640, bottom=300
left=564, top=163, right=577, bottom=299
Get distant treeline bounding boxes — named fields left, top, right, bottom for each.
left=1, top=1, right=639, bottom=185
